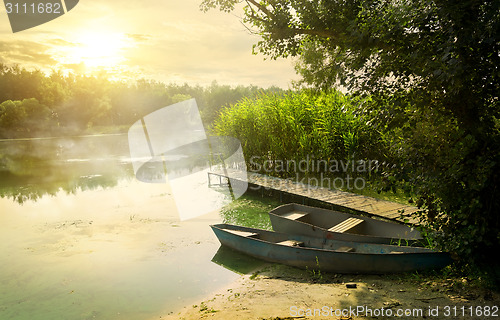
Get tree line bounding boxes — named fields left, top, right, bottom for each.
left=0, top=64, right=285, bottom=139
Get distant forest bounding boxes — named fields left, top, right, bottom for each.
left=0, top=64, right=285, bottom=139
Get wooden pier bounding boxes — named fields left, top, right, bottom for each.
left=208, top=170, right=420, bottom=224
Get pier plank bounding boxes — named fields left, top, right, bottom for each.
left=209, top=171, right=420, bottom=224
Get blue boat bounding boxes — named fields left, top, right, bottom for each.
left=211, top=224, right=452, bottom=274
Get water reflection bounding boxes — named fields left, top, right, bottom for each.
left=219, top=193, right=280, bottom=231
left=0, top=134, right=278, bottom=320
left=211, top=245, right=266, bottom=275
left=0, top=134, right=133, bottom=204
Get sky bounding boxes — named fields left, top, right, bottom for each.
left=0, top=0, right=299, bottom=88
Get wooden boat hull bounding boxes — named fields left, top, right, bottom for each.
left=270, top=203, right=422, bottom=245
left=211, top=224, right=451, bottom=274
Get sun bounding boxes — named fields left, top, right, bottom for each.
left=66, top=32, right=129, bottom=69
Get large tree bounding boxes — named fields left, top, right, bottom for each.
left=202, top=0, right=500, bottom=265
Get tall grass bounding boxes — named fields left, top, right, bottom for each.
left=212, top=90, right=385, bottom=178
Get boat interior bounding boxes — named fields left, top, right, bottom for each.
left=273, top=204, right=422, bottom=240
left=280, top=209, right=366, bottom=234
left=216, top=224, right=431, bottom=255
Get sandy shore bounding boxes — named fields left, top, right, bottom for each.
left=160, top=264, right=499, bottom=320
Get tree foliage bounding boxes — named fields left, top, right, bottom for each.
left=0, top=64, right=283, bottom=138
left=202, top=0, right=500, bottom=265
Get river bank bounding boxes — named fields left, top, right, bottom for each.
left=161, top=263, right=499, bottom=320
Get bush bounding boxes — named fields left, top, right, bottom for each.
left=213, top=90, right=385, bottom=177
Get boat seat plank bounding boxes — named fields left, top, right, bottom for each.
left=277, top=240, right=304, bottom=247
left=328, top=217, right=364, bottom=233
left=281, top=211, right=308, bottom=220
left=226, top=230, right=259, bottom=238
left=336, top=246, right=355, bottom=253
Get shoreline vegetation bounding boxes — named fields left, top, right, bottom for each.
left=0, top=63, right=286, bottom=140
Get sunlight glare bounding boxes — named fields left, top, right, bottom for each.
left=69, top=32, right=129, bottom=69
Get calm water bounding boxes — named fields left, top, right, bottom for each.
left=0, top=135, right=274, bottom=320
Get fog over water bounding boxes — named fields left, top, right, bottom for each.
left=0, top=134, right=262, bottom=319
